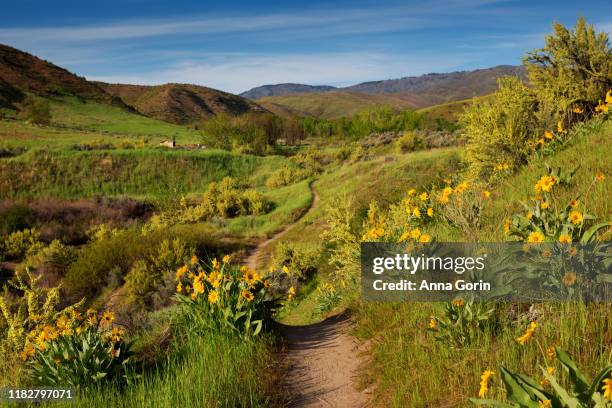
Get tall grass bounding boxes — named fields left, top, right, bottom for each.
left=56, top=332, right=280, bottom=408
left=0, top=149, right=286, bottom=199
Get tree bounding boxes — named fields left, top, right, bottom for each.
left=20, top=97, right=52, bottom=125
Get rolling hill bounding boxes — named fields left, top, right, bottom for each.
left=99, top=83, right=268, bottom=125
left=257, top=91, right=418, bottom=119
left=0, top=43, right=123, bottom=109
left=240, top=83, right=336, bottom=99
left=0, top=44, right=269, bottom=126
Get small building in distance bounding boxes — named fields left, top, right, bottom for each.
left=159, top=136, right=176, bottom=148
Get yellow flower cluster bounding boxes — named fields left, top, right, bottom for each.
left=22, top=308, right=122, bottom=361
left=516, top=321, right=537, bottom=345
left=534, top=175, right=557, bottom=194
left=175, top=255, right=271, bottom=306
left=595, top=90, right=612, bottom=114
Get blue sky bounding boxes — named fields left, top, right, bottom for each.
left=0, top=0, right=610, bottom=94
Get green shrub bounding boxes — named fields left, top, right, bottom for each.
left=461, top=77, right=541, bottom=180
left=427, top=299, right=497, bottom=348
left=271, top=242, right=319, bottom=279
left=0, top=228, right=42, bottom=260
left=265, top=166, right=308, bottom=188
left=524, top=17, right=612, bottom=127
left=397, top=131, right=425, bottom=153
left=201, top=177, right=272, bottom=218
left=19, top=97, right=51, bottom=125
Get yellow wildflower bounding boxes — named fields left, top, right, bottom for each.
left=544, top=130, right=554, bottom=140
left=193, top=279, right=205, bottom=295
left=454, top=181, right=469, bottom=193
left=534, top=175, right=556, bottom=193
left=569, top=199, right=579, bottom=208
left=282, top=265, right=290, bottom=274
left=241, top=289, right=254, bottom=302
left=606, top=90, right=612, bottom=105
left=557, top=120, right=565, bottom=133
left=558, top=234, right=571, bottom=244
left=212, top=258, right=219, bottom=271
left=527, top=231, right=545, bottom=243
left=419, top=192, right=429, bottom=202
left=407, top=188, right=416, bottom=196
left=503, top=219, right=511, bottom=235
left=572, top=106, right=584, bottom=114
left=176, top=282, right=183, bottom=293
left=568, top=210, right=583, bottom=225
left=398, top=231, right=411, bottom=243
left=409, top=228, right=421, bottom=239
left=517, top=321, right=537, bottom=345
left=111, top=327, right=123, bottom=343
left=540, top=202, right=549, bottom=209
left=527, top=211, right=534, bottom=220
left=478, top=369, right=495, bottom=398
left=208, top=290, right=219, bottom=304
left=539, top=400, right=552, bottom=408
left=602, top=377, right=612, bottom=401
left=242, top=269, right=261, bottom=286
left=100, top=311, right=115, bottom=327
left=428, top=318, right=437, bottom=329
left=287, top=286, right=296, bottom=301
left=595, top=172, right=605, bottom=182
left=222, top=254, right=231, bottom=264
left=546, top=345, right=556, bottom=359
left=562, top=272, right=577, bottom=287
left=427, top=207, right=434, bottom=217
left=418, top=234, right=431, bottom=243
left=482, top=190, right=491, bottom=199
left=190, top=255, right=198, bottom=265
left=452, top=297, right=465, bottom=307
left=412, top=207, right=421, bottom=218
left=175, top=265, right=188, bottom=281
left=21, top=345, right=35, bottom=361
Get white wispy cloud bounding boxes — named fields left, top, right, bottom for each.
left=88, top=52, right=472, bottom=94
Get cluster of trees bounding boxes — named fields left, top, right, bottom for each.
left=301, top=106, right=424, bottom=138
left=199, top=112, right=305, bottom=155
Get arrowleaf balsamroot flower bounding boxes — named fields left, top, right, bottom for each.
left=517, top=321, right=537, bottom=345
left=603, top=377, right=612, bottom=401
left=568, top=210, right=583, bottom=225
left=527, top=231, right=545, bottom=243
left=478, top=369, right=495, bottom=398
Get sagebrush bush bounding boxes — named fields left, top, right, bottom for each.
left=271, top=241, right=320, bottom=280
left=0, top=228, right=42, bottom=261
left=461, top=77, right=541, bottom=180
left=396, top=131, right=425, bottom=153
left=524, top=17, right=612, bottom=127
left=265, top=166, right=309, bottom=188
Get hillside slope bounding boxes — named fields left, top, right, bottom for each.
left=258, top=91, right=418, bottom=119
left=100, top=83, right=268, bottom=125
left=0, top=43, right=120, bottom=107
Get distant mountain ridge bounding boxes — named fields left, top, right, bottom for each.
left=248, top=65, right=527, bottom=118
left=240, top=83, right=336, bottom=100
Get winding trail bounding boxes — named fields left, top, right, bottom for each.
left=244, top=181, right=319, bottom=271
left=245, top=181, right=368, bottom=407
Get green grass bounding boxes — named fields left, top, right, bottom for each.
left=62, top=332, right=279, bottom=408
left=0, top=148, right=290, bottom=199
left=48, top=96, right=200, bottom=141
left=225, top=179, right=313, bottom=238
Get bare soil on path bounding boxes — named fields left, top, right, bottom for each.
left=244, top=182, right=368, bottom=407
left=278, top=313, right=368, bottom=408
